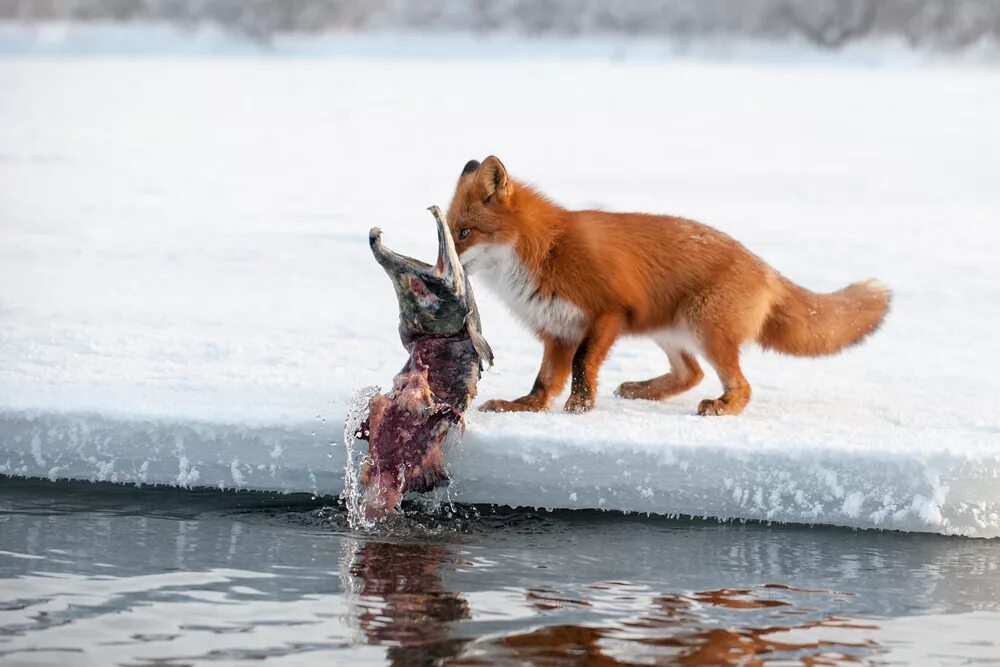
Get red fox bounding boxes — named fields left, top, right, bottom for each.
left=445, top=156, right=891, bottom=416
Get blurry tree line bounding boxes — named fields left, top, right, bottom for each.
left=2, top=0, right=999, bottom=50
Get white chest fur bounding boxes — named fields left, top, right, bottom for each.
left=461, top=243, right=586, bottom=342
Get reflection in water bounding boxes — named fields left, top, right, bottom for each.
left=482, top=587, right=883, bottom=665
left=631, top=595, right=881, bottom=665
left=338, top=540, right=885, bottom=665
left=1, top=480, right=999, bottom=666
left=342, top=540, right=471, bottom=665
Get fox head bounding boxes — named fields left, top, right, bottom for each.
left=445, top=156, right=522, bottom=270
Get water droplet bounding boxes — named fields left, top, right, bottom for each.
left=342, top=385, right=380, bottom=531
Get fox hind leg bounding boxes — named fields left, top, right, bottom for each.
left=696, top=335, right=751, bottom=416
left=615, top=344, right=704, bottom=401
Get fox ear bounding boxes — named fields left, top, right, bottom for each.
left=478, top=156, right=511, bottom=203
left=460, top=159, right=481, bottom=177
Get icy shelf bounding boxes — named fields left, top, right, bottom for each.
left=2, top=409, right=999, bottom=537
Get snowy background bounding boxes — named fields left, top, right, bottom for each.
left=1, top=4, right=998, bottom=536
left=4, top=0, right=1000, bottom=54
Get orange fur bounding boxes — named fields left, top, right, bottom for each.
left=447, top=156, right=891, bottom=416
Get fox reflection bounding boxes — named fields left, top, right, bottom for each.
left=341, top=542, right=880, bottom=665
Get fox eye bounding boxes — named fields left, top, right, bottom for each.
left=459, top=228, right=472, bottom=240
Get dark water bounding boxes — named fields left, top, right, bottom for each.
left=1, top=479, right=998, bottom=666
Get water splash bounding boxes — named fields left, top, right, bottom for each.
left=341, top=387, right=475, bottom=533
left=342, top=385, right=380, bottom=530
left=413, top=481, right=460, bottom=519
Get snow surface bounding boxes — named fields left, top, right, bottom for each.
left=1, top=45, right=999, bottom=536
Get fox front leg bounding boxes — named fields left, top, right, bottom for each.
left=564, top=313, right=625, bottom=414
left=479, top=334, right=575, bottom=413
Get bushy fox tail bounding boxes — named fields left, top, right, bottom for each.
left=757, top=276, right=891, bottom=357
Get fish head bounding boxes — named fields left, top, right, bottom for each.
left=370, top=206, right=493, bottom=367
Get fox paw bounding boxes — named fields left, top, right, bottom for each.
left=615, top=381, right=654, bottom=400
left=697, top=399, right=725, bottom=416
left=479, top=398, right=543, bottom=413
left=563, top=394, right=595, bottom=414
left=697, top=398, right=745, bottom=416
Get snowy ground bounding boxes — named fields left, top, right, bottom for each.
left=1, top=43, right=998, bottom=536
